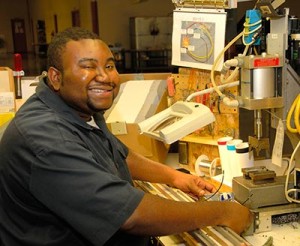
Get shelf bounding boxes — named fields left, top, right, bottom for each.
left=180, top=134, right=219, bottom=146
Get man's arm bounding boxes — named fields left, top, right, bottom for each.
left=126, top=149, right=216, bottom=196
left=126, top=149, right=182, bottom=184
left=121, top=192, right=253, bottom=236
left=125, top=149, right=253, bottom=236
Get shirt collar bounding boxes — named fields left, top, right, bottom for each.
left=35, top=79, right=104, bottom=130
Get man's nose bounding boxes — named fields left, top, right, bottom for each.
left=95, top=69, right=109, bottom=82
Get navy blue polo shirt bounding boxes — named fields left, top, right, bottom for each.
left=0, top=80, right=146, bottom=245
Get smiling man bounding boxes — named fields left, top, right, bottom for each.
left=0, top=27, right=252, bottom=246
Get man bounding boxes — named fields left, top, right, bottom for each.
left=0, top=27, right=252, bottom=245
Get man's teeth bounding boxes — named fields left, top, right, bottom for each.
left=91, top=88, right=110, bottom=92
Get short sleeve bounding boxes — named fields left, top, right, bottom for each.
left=30, top=139, right=144, bottom=245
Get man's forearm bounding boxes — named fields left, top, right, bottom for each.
left=121, top=193, right=252, bottom=236
left=126, top=149, right=179, bottom=185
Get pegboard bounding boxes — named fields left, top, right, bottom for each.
left=171, top=67, right=239, bottom=114
left=169, top=67, right=240, bottom=146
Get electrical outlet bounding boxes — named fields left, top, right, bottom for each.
left=110, top=121, right=127, bottom=135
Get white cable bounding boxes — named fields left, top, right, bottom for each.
left=285, top=140, right=300, bottom=203
left=243, top=19, right=262, bottom=27
left=210, top=31, right=244, bottom=98
left=210, top=19, right=260, bottom=104
left=186, top=81, right=239, bottom=102
left=285, top=95, right=300, bottom=203
left=220, top=45, right=250, bottom=84
left=222, top=96, right=239, bottom=107
left=242, top=18, right=262, bottom=46
left=242, top=25, right=262, bottom=46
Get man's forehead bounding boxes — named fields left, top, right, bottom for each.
left=64, top=39, right=110, bottom=53
left=62, top=39, right=113, bottom=63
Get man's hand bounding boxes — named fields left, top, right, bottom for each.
left=218, top=201, right=254, bottom=235
left=171, top=171, right=217, bottom=198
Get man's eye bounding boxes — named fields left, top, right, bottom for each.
left=106, top=64, right=115, bottom=70
left=80, top=62, right=96, bottom=69
left=84, top=65, right=95, bottom=69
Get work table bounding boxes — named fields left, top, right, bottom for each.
left=156, top=153, right=300, bottom=246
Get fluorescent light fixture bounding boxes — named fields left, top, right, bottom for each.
left=138, top=101, right=215, bottom=144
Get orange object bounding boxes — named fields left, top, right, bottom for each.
left=167, top=76, right=176, bottom=97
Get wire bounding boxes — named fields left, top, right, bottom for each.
left=204, top=171, right=224, bottom=201
left=210, top=31, right=244, bottom=98
left=241, top=193, right=253, bottom=205
left=210, top=11, right=261, bottom=107
left=286, top=94, right=300, bottom=134
left=220, top=45, right=250, bottom=84
left=282, top=158, right=291, bottom=175
left=183, top=22, right=214, bottom=62
left=285, top=94, right=300, bottom=203
left=185, top=80, right=239, bottom=102
left=285, top=140, right=300, bottom=203
left=242, top=19, right=262, bottom=46
left=187, top=38, right=210, bottom=62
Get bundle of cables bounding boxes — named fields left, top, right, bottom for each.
left=285, top=94, right=300, bottom=203
left=209, top=9, right=262, bottom=107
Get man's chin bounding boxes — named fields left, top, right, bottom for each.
left=88, top=103, right=113, bottom=112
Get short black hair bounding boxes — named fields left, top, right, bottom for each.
left=47, top=27, right=100, bottom=71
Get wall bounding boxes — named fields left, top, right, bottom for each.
left=0, top=0, right=299, bottom=53
left=0, top=0, right=174, bottom=53
left=98, top=0, right=174, bottom=48
left=28, top=0, right=92, bottom=50
left=29, top=0, right=175, bottom=49
left=0, top=0, right=31, bottom=53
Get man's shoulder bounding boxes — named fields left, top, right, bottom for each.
left=16, top=99, right=55, bottom=128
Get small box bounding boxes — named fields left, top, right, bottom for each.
left=0, top=112, right=15, bottom=127
left=0, top=112, right=15, bottom=140
left=105, top=79, right=169, bottom=163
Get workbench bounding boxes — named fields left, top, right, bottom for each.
left=154, top=153, right=300, bottom=246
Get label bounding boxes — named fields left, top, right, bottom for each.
left=272, top=119, right=284, bottom=167
left=253, top=57, right=280, bottom=67
left=0, top=92, right=15, bottom=113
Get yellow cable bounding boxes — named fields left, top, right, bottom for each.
left=185, top=23, right=214, bottom=61
left=286, top=94, right=300, bottom=134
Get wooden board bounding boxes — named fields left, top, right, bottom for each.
left=170, top=68, right=240, bottom=166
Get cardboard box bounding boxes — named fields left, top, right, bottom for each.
left=0, top=67, right=16, bottom=112
left=106, top=78, right=169, bottom=163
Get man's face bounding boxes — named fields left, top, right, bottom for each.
left=49, top=39, right=121, bottom=119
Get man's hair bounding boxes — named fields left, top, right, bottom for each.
left=47, top=27, right=100, bottom=71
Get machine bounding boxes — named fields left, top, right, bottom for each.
left=141, top=0, right=300, bottom=238
left=215, top=0, right=300, bottom=236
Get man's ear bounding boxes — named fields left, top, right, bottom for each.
left=47, top=67, right=62, bottom=91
